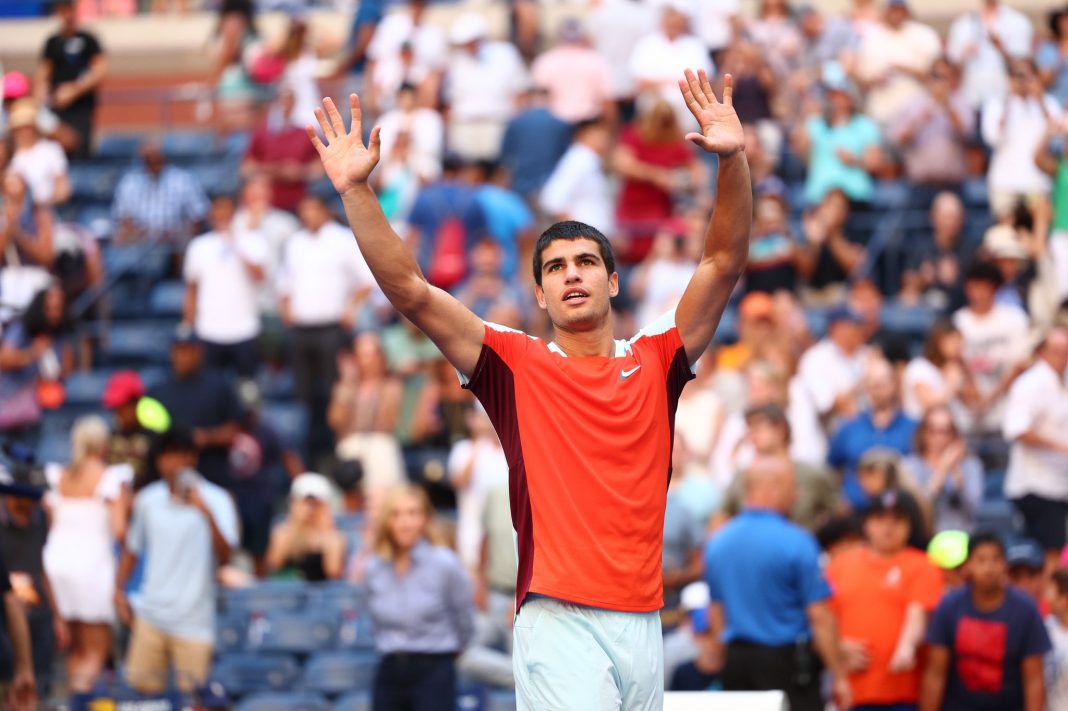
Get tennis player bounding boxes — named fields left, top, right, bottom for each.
left=308, top=68, right=750, bottom=710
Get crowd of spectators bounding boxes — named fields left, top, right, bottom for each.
left=4, top=0, right=1068, bottom=709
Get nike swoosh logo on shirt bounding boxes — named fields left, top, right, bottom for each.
left=619, top=365, right=641, bottom=380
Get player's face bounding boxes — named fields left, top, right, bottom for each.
left=534, top=238, right=618, bottom=332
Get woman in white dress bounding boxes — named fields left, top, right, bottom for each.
left=43, top=415, right=130, bottom=693
left=901, top=320, right=975, bottom=421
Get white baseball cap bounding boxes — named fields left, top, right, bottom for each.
left=290, top=472, right=334, bottom=503
left=450, top=12, right=489, bottom=45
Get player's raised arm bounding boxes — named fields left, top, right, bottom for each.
left=673, top=70, right=752, bottom=363
left=307, top=95, right=485, bottom=377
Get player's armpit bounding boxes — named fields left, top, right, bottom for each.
left=404, top=284, right=486, bottom=379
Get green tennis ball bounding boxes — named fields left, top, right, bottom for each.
left=136, top=397, right=171, bottom=433
left=927, top=530, right=969, bottom=570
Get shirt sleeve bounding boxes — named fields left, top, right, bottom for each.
left=182, top=239, right=203, bottom=283
left=209, top=488, right=241, bottom=549
left=461, top=323, right=533, bottom=391
left=1023, top=600, right=1054, bottom=657
left=703, top=541, right=723, bottom=603
left=445, top=553, right=476, bottom=649
left=447, top=439, right=474, bottom=483
left=1002, top=373, right=1039, bottom=441
left=795, top=534, right=832, bottom=605
left=981, top=98, right=1006, bottom=147
left=84, top=31, right=103, bottom=59
left=924, top=596, right=954, bottom=647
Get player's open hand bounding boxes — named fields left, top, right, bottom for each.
left=678, top=70, right=744, bottom=157
left=306, top=95, right=382, bottom=196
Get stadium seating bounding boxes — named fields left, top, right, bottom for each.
left=149, top=280, right=186, bottom=318
left=212, top=653, right=303, bottom=696
left=99, top=321, right=175, bottom=366
left=301, top=651, right=379, bottom=696
left=234, top=691, right=330, bottom=711
left=221, top=581, right=308, bottom=615
left=333, top=692, right=373, bottom=711
left=260, top=403, right=310, bottom=457
left=256, top=609, right=339, bottom=655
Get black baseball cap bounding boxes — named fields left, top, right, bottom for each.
left=864, top=489, right=911, bottom=519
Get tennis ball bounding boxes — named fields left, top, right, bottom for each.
left=927, top=530, right=969, bottom=570
left=136, top=396, right=171, bottom=433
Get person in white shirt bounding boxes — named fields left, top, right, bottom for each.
left=539, top=118, right=614, bottom=236
left=695, top=0, right=741, bottom=58
left=982, top=58, right=1063, bottom=218
left=629, top=1, right=714, bottom=129
left=448, top=404, right=508, bottom=574
left=183, top=194, right=268, bottom=379
left=444, top=13, right=528, bottom=162
left=589, top=0, right=656, bottom=109
left=376, top=82, right=445, bottom=185
left=954, top=261, right=1031, bottom=434
left=796, top=307, right=871, bottom=429
left=231, top=175, right=300, bottom=318
left=278, top=195, right=376, bottom=464
left=366, top=0, right=447, bottom=114
left=1003, top=326, right=1068, bottom=565
left=853, top=0, right=941, bottom=126
left=947, top=0, right=1034, bottom=110
left=1047, top=569, right=1068, bottom=711
left=7, top=99, right=70, bottom=207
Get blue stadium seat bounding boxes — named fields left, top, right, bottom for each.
left=260, top=404, right=309, bottom=454
left=69, top=164, right=120, bottom=203
left=162, top=131, right=218, bottom=160
left=880, top=304, right=936, bottom=339
left=258, top=609, right=338, bottom=654
left=139, top=366, right=170, bottom=389
left=212, top=653, right=301, bottom=696
left=63, top=370, right=112, bottom=407
left=456, top=682, right=487, bottom=710
left=805, top=308, right=829, bottom=339
left=78, top=204, right=115, bottom=240
left=301, top=651, right=378, bottom=696
left=216, top=613, right=250, bottom=654
left=221, top=581, right=308, bottom=614
left=485, top=690, right=518, bottom=711
left=150, top=281, right=186, bottom=318
left=334, top=692, right=372, bottom=711
left=234, top=692, right=329, bottom=711
left=257, top=368, right=295, bottom=402
left=97, top=134, right=145, bottom=162
left=223, top=132, right=252, bottom=159
left=961, top=178, right=989, bottom=209
left=190, top=163, right=241, bottom=196
left=101, top=243, right=171, bottom=281
left=100, top=321, right=174, bottom=366
left=984, top=470, right=1007, bottom=502
left=976, top=499, right=1021, bottom=539
left=36, top=431, right=71, bottom=465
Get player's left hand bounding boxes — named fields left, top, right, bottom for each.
left=678, top=69, right=744, bottom=157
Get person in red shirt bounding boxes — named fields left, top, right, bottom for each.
left=827, top=489, right=943, bottom=710
left=241, top=85, right=322, bottom=212
left=306, top=68, right=749, bottom=709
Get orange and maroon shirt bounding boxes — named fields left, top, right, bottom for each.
left=461, top=313, right=695, bottom=613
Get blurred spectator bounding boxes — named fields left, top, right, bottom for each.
left=1003, top=326, right=1068, bottom=565
left=444, top=13, right=528, bottom=162
left=279, top=196, right=375, bottom=464
left=42, top=415, right=127, bottom=693
left=947, top=0, right=1034, bottom=109
left=663, top=440, right=704, bottom=612
left=668, top=582, right=724, bottom=692
left=899, top=192, right=969, bottom=309
left=1035, top=115, right=1068, bottom=302
left=630, top=222, right=699, bottom=330
left=380, top=318, right=446, bottom=450
left=0, top=551, right=36, bottom=711
left=265, top=472, right=345, bottom=581
left=674, top=349, right=725, bottom=463
left=498, top=87, right=572, bottom=201
left=111, top=139, right=210, bottom=244
left=694, top=0, right=741, bottom=60
left=793, top=75, right=883, bottom=208
left=531, top=19, right=614, bottom=124
left=613, top=100, right=703, bottom=262
left=826, top=489, right=943, bottom=710
left=853, top=0, right=940, bottom=126
left=829, top=357, right=918, bottom=509
left=366, top=485, right=474, bottom=711
left=901, top=320, right=972, bottom=421
left=147, top=326, right=242, bottom=488
left=452, top=239, right=524, bottom=324
left=35, top=0, right=106, bottom=159
left=182, top=194, right=266, bottom=379
left=796, top=307, right=870, bottom=425
left=8, top=100, right=70, bottom=209
left=329, top=332, right=407, bottom=492
left=242, top=86, right=323, bottom=212
left=744, top=189, right=800, bottom=294
left=953, top=261, right=1030, bottom=434
left=335, top=0, right=385, bottom=102
left=0, top=285, right=74, bottom=441
left=365, top=0, right=446, bottom=115
left=407, top=156, right=487, bottom=290
left=230, top=381, right=302, bottom=575
left=589, top=0, right=656, bottom=119
left=540, top=118, right=614, bottom=235
left=447, top=405, right=506, bottom=574
left=117, top=429, right=239, bottom=694
left=101, top=370, right=151, bottom=488
left=377, top=82, right=445, bottom=185
left=982, top=58, right=1062, bottom=219
left=795, top=5, right=858, bottom=83
left=628, top=1, right=713, bottom=128
left=275, top=16, right=319, bottom=126
left=1039, top=8, right=1068, bottom=106
left=981, top=223, right=1043, bottom=316
left=797, top=190, right=866, bottom=303
left=853, top=449, right=930, bottom=550
left=921, top=532, right=1050, bottom=711
left=717, top=292, right=779, bottom=374
left=0, top=173, right=55, bottom=298
left=719, top=404, right=841, bottom=532
left=1048, top=567, right=1068, bottom=709
left=209, top=0, right=259, bottom=132
left=231, top=174, right=300, bottom=324
left=0, top=467, right=61, bottom=697
left=704, top=456, right=850, bottom=711
left=746, top=0, right=803, bottom=80
left=1, top=71, right=69, bottom=147
left=888, top=58, right=973, bottom=191
left=903, top=406, right=984, bottom=533
left=1007, top=540, right=1047, bottom=612
left=457, top=161, right=532, bottom=283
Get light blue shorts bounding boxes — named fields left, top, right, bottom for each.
left=513, top=595, right=664, bottom=711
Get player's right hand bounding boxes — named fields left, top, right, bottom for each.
left=306, top=94, right=382, bottom=196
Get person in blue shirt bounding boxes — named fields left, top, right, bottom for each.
left=704, top=455, right=851, bottom=711
left=459, top=161, right=534, bottom=281
left=498, top=87, right=573, bottom=201
left=920, top=531, right=1050, bottom=711
left=829, top=356, right=918, bottom=509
